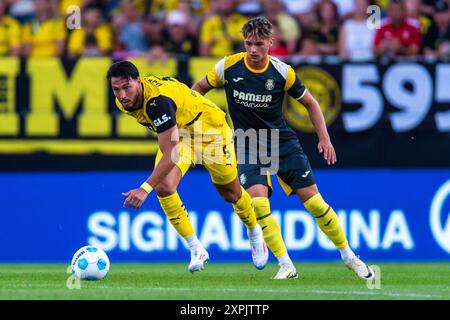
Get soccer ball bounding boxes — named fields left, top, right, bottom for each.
left=71, top=245, right=110, bottom=280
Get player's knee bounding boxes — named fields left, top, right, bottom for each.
left=155, top=183, right=177, bottom=198
left=221, top=190, right=241, bottom=203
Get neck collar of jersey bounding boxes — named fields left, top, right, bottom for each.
left=244, top=53, right=270, bottom=73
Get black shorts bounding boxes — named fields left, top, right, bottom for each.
left=237, top=148, right=316, bottom=197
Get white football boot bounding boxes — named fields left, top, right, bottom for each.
left=188, top=246, right=209, bottom=273
left=272, top=264, right=298, bottom=280
left=344, top=255, right=375, bottom=280
left=247, top=224, right=269, bottom=270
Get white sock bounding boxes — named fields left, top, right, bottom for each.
left=339, top=246, right=356, bottom=262
left=278, top=253, right=293, bottom=266
left=248, top=224, right=262, bottom=237
left=186, top=235, right=201, bottom=250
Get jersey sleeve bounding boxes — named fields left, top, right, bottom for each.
left=285, top=67, right=306, bottom=100
left=145, top=95, right=177, bottom=133
left=206, top=57, right=226, bottom=87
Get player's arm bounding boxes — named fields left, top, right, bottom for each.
left=299, top=90, right=336, bottom=165
left=192, top=57, right=225, bottom=95
left=122, top=126, right=179, bottom=209
left=146, top=125, right=179, bottom=189
left=122, top=96, right=179, bottom=209
left=192, top=77, right=214, bottom=95
left=285, top=66, right=336, bottom=165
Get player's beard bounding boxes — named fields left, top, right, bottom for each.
left=123, top=92, right=141, bottom=111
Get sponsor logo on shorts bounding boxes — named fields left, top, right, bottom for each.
left=240, top=174, right=247, bottom=185
left=301, top=170, right=311, bottom=178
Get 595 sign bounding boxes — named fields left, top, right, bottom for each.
left=342, top=63, right=450, bottom=133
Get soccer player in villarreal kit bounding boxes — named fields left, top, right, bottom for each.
left=107, top=61, right=268, bottom=273
left=192, top=17, right=374, bottom=280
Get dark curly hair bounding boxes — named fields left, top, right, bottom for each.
left=107, top=60, right=140, bottom=82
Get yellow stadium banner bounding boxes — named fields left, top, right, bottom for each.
left=2, top=56, right=448, bottom=169
left=0, top=57, right=173, bottom=155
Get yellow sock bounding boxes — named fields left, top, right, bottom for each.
left=252, top=197, right=287, bottom=258
left=158, top=192, right=195, bottom=238
left=304, top=194, right=348, bottom=249
left=232, top=187, right=257, bottom=229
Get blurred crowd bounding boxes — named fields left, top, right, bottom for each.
left=0, top=0, right=449, bottom=61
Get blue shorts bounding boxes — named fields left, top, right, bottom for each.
left=237, top=147, right=316, bottom=197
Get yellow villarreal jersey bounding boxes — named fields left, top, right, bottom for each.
left=115, top=76, right=226, bottom=133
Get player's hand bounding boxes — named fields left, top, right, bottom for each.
left=122, top=188, right=149, bottom=209
left=318, top=139, right=337, bottom=165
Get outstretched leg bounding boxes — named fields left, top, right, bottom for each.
left=154, top=151, right=208, bottom=273
left=214, top=177, right=269, bottom=270
left=296, top=184, right=374, bottom=280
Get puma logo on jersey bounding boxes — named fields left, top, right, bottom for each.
left=154, top=114, right=171, bottom=127
left=233, top=77, right=244, bottom=82
left=301, top=170, right=311, bottom=178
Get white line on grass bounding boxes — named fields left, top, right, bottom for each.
left=309, top=290, right=439, bottom=298
left=4, top=284, right=444, bottom=299
left=113, top=286, right=443, bottom=299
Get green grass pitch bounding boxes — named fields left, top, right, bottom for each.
left=1, top=262, right=449, bottom=300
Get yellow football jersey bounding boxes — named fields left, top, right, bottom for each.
left=0, top=16, right=21, bottom=55
left=67, top=24, right=112, bottom=55
left=199, top=14, right=247, bottom=57
left=22, top=18, right=66, bottom=56
left=115, top=76, right=227, bottom=134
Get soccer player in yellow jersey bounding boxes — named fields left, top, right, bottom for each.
left=107, top=61, right=268, bottom=273
left=193, top=17, right=374, bottom=280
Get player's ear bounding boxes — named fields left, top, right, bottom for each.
left=135, top=77, right=142, bottom=89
